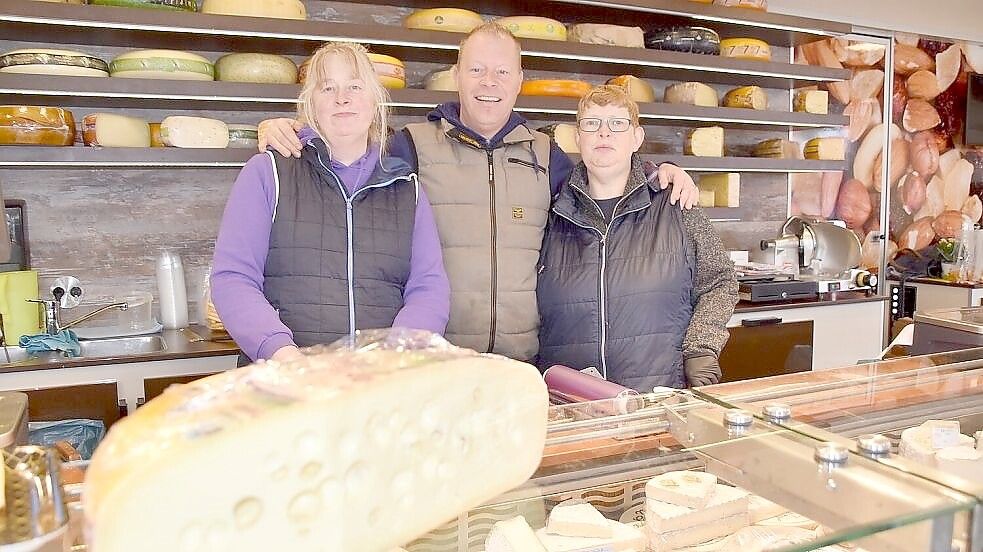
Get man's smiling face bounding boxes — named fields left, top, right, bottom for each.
left=454, top=31, right=523, bottom=140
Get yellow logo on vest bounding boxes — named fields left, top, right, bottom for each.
left=512, top=207, right=524, bottom=220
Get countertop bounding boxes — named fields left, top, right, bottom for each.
left=733, top=290, right=888, bottom=314
left=0, top=325, right=240, bottom=374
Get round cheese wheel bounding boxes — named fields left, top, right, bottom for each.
left=0, top=106, right=76, bottom=146
left=520, top=79, right=592, bottom=98
left=607, top=75, right=656, bottom=103
left=227, top=124, right=259, bottom=148
left=0, top=48, right=109, bottom=77
left=539, top=124, right=579, bottom=154
left=495, top=16, right=567, bottom=41
left=403, top=8, right=483, bottom=33
left=110, top=49, right=214, bottom=81
left=200, top=0, right=306, bottom=19
left=644, top=27, right=720, bottom=55
left=160, top=116, right=229, bottom=148
left=424, top=68, right=457, bottom=91
left=215, top=53, right=297, bottom=84
left=89, top=0, right=197, bottom=11
left=719, top=38, right=772, bottom=61
left=367, top=53, right=405, bottom=89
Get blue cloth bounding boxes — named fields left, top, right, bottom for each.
left=19, top=330, right=81, bottom=357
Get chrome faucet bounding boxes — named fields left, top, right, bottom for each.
left=28, top=299, right=128, bottom=336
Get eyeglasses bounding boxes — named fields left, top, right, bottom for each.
left=577, top=117, right=633, bottom=133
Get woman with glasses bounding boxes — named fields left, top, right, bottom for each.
left=536, top=85, right=738, bottom=391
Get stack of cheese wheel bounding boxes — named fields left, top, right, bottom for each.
left=0, top=48, right=109, bottom=77
left=0, top=106, right=76, bottom=146
left=214, top=53, right=297, bottom=84
left=110, top=49, right=214, bottom=81
left=159, top=116, right=229, bottom=148
left=227, top=124, right=259, bottom=148
left=82, top=113, right=152, bottom=147
left=403, top=8, right=483, bottom=33
left=496, top=16, right=567, bottom=41
left=299, top=53, right=406, bottom=89
left=89, top=0, right=198, bottom=11
left=200, top=0, right=306, bottom=19
left=521, top=80, right=592, bottom=98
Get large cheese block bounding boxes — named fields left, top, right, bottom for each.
left=0, top=48, right=109, bottom=77
left=159, top=116, right=229, bottom=148
left=665, top=82, right=718, bottom=107
left=200, top=0, right=306, bottom=19
left=521, top=80, right=592, bottom=98
left=82, top=113, right=151, bottom=147
left=368, top=53, right=406, bottom=89
left=644, top=27, right=721, bottom=55
left=227, top=124, right=259, bottom=148
left=719, top=38, right=772, bottom=61
left=645, top=484, right=749, bottom=534
left=540, top=124, right=579, bottom=154
left=685, top=127, right=724, bottom=157
left=803, top=137, right=845, bottom=161
left=568, top=24, right=645, bottom=48
left=722, top=86, right=767, bottom=109
left=403, top=8, right=483, bottom=33
left=84, top=336, right=549, bottom=552
left=215, top=53, right=297, bottom=84
left=424, top=68, right=457, bottom=91
left=753, top=138, right=801, bottom=159
left=935, top=446, right=983, bottom=484
left=794, top=90, right=829, bottom=114
left=648, top=513, right=747, bottom=552
left=110, top=49, right=214, bottom=81
left=699, top=173, right=740, bottom=207
left=646, top=471, right=717, bottom=509
left=486, top=516, right=547, bottom=552
left=536, top=520, right=646, bottom=552
left=496, top=16, right=567, bottom=41
left=0, top=106, right=76, bottom=146
left=546, top=502, right=612, bottom=539
left=89, top=0, right=197, bottom=10
left=607, top=75, right=656, bottom=103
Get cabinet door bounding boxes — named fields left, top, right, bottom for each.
left=142, top=373, right=218, bottom=403
left=21, top=382, right=124, bottom=428
left=720, top=320, right=814, bottom=382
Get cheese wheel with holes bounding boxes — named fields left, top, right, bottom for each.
left=794, top=90, right=829, bottom=114
left=803, top=137, right=845, bottom=160
left=83, top=341, right=548, bottom=552
left=496, top=16, right=567, bottom=41
left=159, top=116, right=229, bottom=148
left=89, top=0, right=197, bottom=10
left=568, top=24, right=645, bottom=48
left=149, top=123, right=164, bottom=147
left=424, top=68, right=457, bottom=91
left=723, top=86, right=768, bottom=109
left=368, top=53, right=406, bottom=89
left=82, top=113, right=151, bottom=147
left=110, top=50, right=214, bottom=81
left=200, top=0, right=306, bottom=19
left=521, top=80, right=592, bottom=98
left=664, top=82, right=719, bottom=107
left=227, top=124, right=259, bottom=148
left=403, top=8, right=483, bottom=33
left=607, top=75, right=656, bottom=103
left=215, top=53, right=297, bottom=84
left=720, top=38, right=772, bottom=61
left=685, top=127, right=724, bottom=157
left=0, top=48, right=109, bottom=77
left=0, top=106, right=76, bottom=146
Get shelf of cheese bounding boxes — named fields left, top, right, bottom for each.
left=0, top=74, right=848, bottom=131
left=0, top=2, right=850, bottom=88
left=569, top=153, right=844, bottom=173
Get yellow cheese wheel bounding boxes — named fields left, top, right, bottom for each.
left=403, top=8, right=483, bottom=33
left=214, top=53, right=297, bottom=84
left=722, top=86, right=768, bottom=109
left=521, top=79, right=592, bottom=98
left=719, top=38, right=771, bottom=61
left=606, top=75, right=656, bottom=103
left=0, top=106, right=76, bottom=146
left=368, top=53, right=405, bottom=89
left=200, top=0, right=306, bottom=19
left=424, top=68, right=457, bottom=91
left=110, top=49, right=214, bottom=81
left=496, top=16, right=567, bottom=41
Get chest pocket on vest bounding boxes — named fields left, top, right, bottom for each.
left=503, top=153, right=550, bottom=230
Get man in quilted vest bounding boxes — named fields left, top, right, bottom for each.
left=258, top=23, right=699, bottom=361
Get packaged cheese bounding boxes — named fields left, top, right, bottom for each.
left=644, top=27, right=721, bottom=55
left=403, top=8, right=483, bottom=33
left=424, top=68, right=457, bottom=91
left=685, top=127, right=724, bottom=157
left=722, top=86, right=768, bottom=109
left=110, top=49, right=214, bottom=81
left=607, top=75, right=656, bottom=103
left=496, top=16, right=567, bottom=41
left=720, top=38, right=772, bottom=61
left=215, top=53, right=297, bottom=84
left=84, top=330, right=549, bottom=552
left=521, top=80, right=592, bottom=98
left=665, top=82, right=719, bottom=107
left=89, top=0, right=197, bottom=10
left=200, top=0, right=306, bottom=19
left=159, top=116, right=229, bottom=148
left=0, top=106, right=76, bottom=146
left=0, top=48, right=109, bottom=77
left=568, top=24, right=645, bottom=48
left=82, top=113, right=151, bottom=147
left=227, top=124, right=259, bottom=148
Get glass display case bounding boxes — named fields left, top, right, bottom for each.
left=409, top=387, right=979, bottom=552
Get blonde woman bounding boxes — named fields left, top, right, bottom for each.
left=211, top=42, right=450, bottom=362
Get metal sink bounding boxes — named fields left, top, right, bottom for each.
left=0, top=335, right=166, bottom=366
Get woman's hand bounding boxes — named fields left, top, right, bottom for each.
left=258, top=118, right=305, bottom=158
left=658, top=163, right=699, bottom=209
left=270, top=344, right=303, bottom=362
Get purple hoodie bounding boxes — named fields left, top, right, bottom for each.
left=211, top=131, right=450, bottom=361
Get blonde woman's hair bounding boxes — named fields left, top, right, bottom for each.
left=457, top=21, right=523, bottom=62
left=297, top=42, right=390, bottom=156
left=577, top=85, right=640, bottom=126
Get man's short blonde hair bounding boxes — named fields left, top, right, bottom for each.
left=457, top=21, right=523, bottom=62
left=577, top=85, right=640, bottom=126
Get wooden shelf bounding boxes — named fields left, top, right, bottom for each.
left=0, top=74, right=848, bottom=130
left=0, top=3, right=850, bottom=87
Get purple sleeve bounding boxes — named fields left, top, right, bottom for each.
left=210, top=153, right=295, bottom=361
left=393, top=183, right=450, bottom=334
left=548, top=141, right=574, bottom=197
